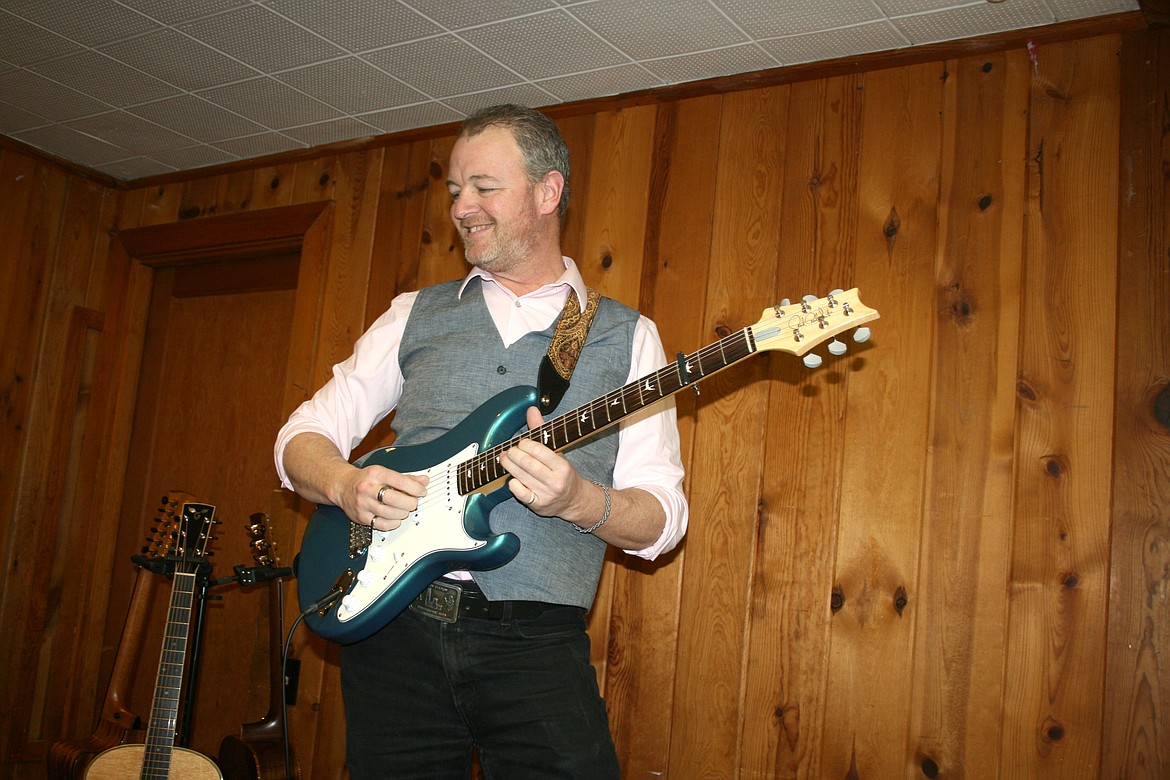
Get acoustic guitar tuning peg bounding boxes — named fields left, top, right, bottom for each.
left=853, top=327, right=872, bottom=343
left=802, top=294, right=818, bottom=302
left=827, top=339, right=847, bottom=356
left=780, top=298, right=791, bottom=307
left=803, top=353, right=823, bottom=369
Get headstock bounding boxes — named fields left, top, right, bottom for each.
left=170, top=501, right=218, bottom=566
left=246, top=512, right=281, bottom=568
left=748, top=288, right=879, bottom=368
left=141, top=492, right=190, bottom=559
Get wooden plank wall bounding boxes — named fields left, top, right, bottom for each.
left=0, top=26, right=1166, bottom=780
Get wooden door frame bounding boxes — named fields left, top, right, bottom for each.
left=72, top=200, right=334, bottom=765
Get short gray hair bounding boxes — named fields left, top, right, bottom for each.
left=460, top=104, right=570, bottom=219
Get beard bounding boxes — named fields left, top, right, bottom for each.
left=460, top=200, right=541, bottom=273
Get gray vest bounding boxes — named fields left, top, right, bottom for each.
left=394, top=279, right=639, bottom=607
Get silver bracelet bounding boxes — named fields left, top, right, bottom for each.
left=579, top=481, right=611, bottom=534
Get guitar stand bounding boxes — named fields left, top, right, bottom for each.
left=130, top=554, right=215, bottom=749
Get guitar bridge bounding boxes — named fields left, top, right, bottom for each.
left=348, top=522, right=371, bottom=557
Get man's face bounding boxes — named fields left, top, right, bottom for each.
left=447, top=125, right=542, bottom=272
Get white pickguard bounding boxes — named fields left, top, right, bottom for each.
left=335, top=442, right=484, bottom=623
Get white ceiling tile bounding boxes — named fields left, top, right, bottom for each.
left=262, top=0, right=443, bottom=53
left=0, top=69, right=109, bottom=121
left=128, top=94, right=268, bottom=141
left=894, top=1, right=1055, bottom=44
left=64, top=110, right=197, bottom=153
left=570, top=0, right=748, bottom=60
left=714, top=0, right=885, bottom=39
left=198, top=77, right=341, bottom=129
left=363, top=35, right=521, bottom=98
left=538, top=63, right=664, bottom=102
left=0, top=11, right=83, bottom=66
left=93, top=155, right=179, bottom=178
left=1047, top=0, right=1139, bottom=20
left=442, top=84, right=562, bottom=116
left=114, top=0, right=255, bottom=25
left=176, top=4, right=345, bottom=73
left=460, top=10, right=627, bottom=80
left=641, top=43, right=779, bottom=85
left=99, top=29, right=259, bottom=92
left=0, top=0, right=161, bottom=46
left=874, top=0, right=972, bottom=15
left=401, top=0, right=560, bottom=30
left=211, top=131, right=306, bottom=159
left=275, top=57, right=427, bottom=115
left=114, top=0, right=254, bottom=25
left=281, top=117, right=383, bottom=146
left=148, top=143, right=239, bottom=169
left=359, top=101, right=464, bottom=135
left=29, top=50, right=180, bottom=106
left=0, top=99, right=46, bottom=133
left=11, top=124, right=127, bottom=164
left=761, top=20, right=909, bottom=65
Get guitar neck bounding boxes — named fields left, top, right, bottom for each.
left=141, top=565, right=198, bottom=777
left=459, top=325, right=757, bottom=494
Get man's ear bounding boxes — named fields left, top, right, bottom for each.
left=537, top=170, right=565, bottom=217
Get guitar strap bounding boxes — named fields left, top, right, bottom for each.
left=536, top=287, right=600, bottom=414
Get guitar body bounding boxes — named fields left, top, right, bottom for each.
left=218, top=735, right=296, bottom=780
left=84, top=744, right=222, bottom=779
left=297, top=385, right=534, bottom=644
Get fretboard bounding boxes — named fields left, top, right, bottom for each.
left=458, top=324, right=758, bottom=494
left=140, top=566, right=197, bottom=779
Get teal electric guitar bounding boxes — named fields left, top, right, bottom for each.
left=295, top=289, right=879, bottom=643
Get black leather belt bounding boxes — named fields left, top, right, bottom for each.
left=409, top=579, right=553, bottom=623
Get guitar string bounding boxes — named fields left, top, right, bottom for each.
left=460, top=326, right=758, bottom=491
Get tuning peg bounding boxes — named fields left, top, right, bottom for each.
left=830, top=288, right=843, bottom=295
left=802, top=294, right=817, bottom=302
left=780, top=298, right=791, bottom=307
left=803, top=353, right=823, bottom=369
left=853, top=327, right=872, bottom=343
left=827, top=339, right=847, bottom=356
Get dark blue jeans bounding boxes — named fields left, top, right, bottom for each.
left=339, top=600, right=621, bottom=779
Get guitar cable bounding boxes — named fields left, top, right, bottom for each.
left=278, top=580, right=345, bottom=779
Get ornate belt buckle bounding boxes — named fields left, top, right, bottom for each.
left=410, top=580, right=462, bottom=623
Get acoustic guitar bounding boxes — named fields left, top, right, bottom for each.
left=218, top=514, right=302, bottom=779
left=85, top=501, right=222, bottom=779
left=296, top=289, right=879, bottom=643
left=48, top=492, right=188, bottom=779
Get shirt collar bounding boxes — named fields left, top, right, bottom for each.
left=456, top=257, right=589, bottom=313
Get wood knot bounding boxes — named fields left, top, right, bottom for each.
left=420, top=230, right=432, bottom=245
left=1043, top=722, right=1065, bottom=742
left=830, top=585, right=845, bottom=613
left=883, top=208, right=901, bottom=238
left=921, top=757, right=940, bottom=778
left=978, top=194, right=993, bottom=210
left=319, top=172, right=331, bottom=186
left=893, top=586, right=908, bottom=616
left=714, top=325, right=731, bottom=339
left=1017, top=380, right=1037, bottom=401
left=269, top=176, right=281, bottom=189
left=981, top=62, right=993, bottom=73
left=601, top=253, right=613, bottom=269
left=429, top=160, right=443, bottom=179
left=178, top=205, right=202, bottom=220
left=1044, top=457, right=1064, bottom=478
left=1061, top=573, right=1080, bottom=589
left=1153, top=383, right=1170, bottom=432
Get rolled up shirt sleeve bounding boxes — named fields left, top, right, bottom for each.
left=615, top=316, right=689, bottom=560
left=274, top=292, right=416, bottom=488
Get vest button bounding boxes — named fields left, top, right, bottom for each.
left=497, top=365, right=507, bottom=375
